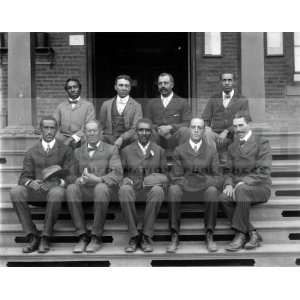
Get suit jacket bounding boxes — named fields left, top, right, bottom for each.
left=223, top=133, right=272, bottom=188
left=72, top=141, right=123, bottom=187
left=53, top=98, right=96, bottom=140
left=99, top=97, right=142, bottom=141
left=170, top=140, right=222, bottom=192
left=121, top=141, right=167, bottom=190
left=18, top=139, right=74, bottom=186
left=145, top=93, right=191, bottom=133
left=202, top=91, right=249, bottom=133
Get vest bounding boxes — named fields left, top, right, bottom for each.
left=111, top=99, right=126, bottom=138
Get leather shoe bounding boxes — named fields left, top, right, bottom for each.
left=244, top=230, right=262, bottom=250
left=125, top=235, right=139, bottom=253
left=225, top=232, right=246, bottom=252
left=206, top=231, right=218, bottom=252
left=73, top=234, right=89, bottom=253
left=140, top=234, right=153, bottom=252
left=22, top=234, right=40, bottom=253
left=38, top=236, right=50, bottom=253
left=166, top=232, right=179, bottom=253
left=86, top=235, right=103, bottom=253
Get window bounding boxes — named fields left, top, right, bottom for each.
left=294, top=32, right=300, bottom=81
left=204, top=32, right=221, bottom=56
left=266, top=32, right=283, bottom=56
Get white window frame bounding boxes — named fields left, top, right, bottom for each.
left=204, top=32, right=221, bottom=56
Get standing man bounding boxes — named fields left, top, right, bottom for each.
left=53, top=78, right=96, bottom=148
left=145, top=73, right=191, bottom=149
left=219, top=112, right=272, bottom=251
left=10, top=116, right=74, bottom=253
left=119, top=118, right=168, bottom=253
left=66, top=120, right=123, bottom=253
left=99, top=74, right=143, bottom=149
left=167, top=118, right=222, bottom=253
left=202, top=73, right=249, bottom=162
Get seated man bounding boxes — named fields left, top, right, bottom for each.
left=10, top=116, right=74, bottom=253
left=99, top=74, right=143, bottom=149
left=53, top=78, right=96, bottom=149
left=219, top=112, right=272, bottom=251
left=145, top=72, right=191, bottom=150
left=202, top=72, right=249, bottom=162
left=167, top=117, right=222, bottom=253
left=119, top=118, right=168, bottom=253
left=66, top=120, right=123, bottom=253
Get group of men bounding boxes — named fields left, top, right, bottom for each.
left=10, top=72, right=272, bottom=255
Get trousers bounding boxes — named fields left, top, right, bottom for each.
left=119, top=185, right=164, bottom=238
left=66, top=183, right=112, bottom=238
left=168, top=184, right=219, bottom=233
left=219, top=183, right=271, bottom=234
left=10, top=185, right=65, bottom=237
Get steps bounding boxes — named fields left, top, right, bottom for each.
left=0, top=130, right=300, bottom=266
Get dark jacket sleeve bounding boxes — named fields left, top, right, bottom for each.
left=226, top=97, right=249, bottom=132
left=202, top=98, right=213, bottom=127
left=101, top=146, right=123, bottom=186
left=171, top=100, right=191, bottom=132
left=18, top=151, right=35, bottom=186
left=169, top=148, right=185, bottom=185
left=241, top=138, right=272, bottom=185
left=62, top=146, right=77, bottom=184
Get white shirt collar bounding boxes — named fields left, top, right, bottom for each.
left=87, top=141, right=101, bottom=149
left=68, top=96, right=80, bottom=103
left=138, top=141, right=150, bottom=155
left=189, top=139, right=202, bottom=151
left=222, top=89, right=234, bottom=100
left=42, top=138, right=56, bottom=150
left=240, top=130, right=252, bottom=142
left=117, top=95, right=130, bottom=104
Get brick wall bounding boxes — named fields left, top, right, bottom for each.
left=193, top=32, right=241, bottom=116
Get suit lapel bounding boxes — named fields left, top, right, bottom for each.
left=239, top=133, right=257, bottom=155
left=107, top=98, right=114, bottom=125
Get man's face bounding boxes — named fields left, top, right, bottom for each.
left=221, top=73, right=234, bottom=94
left=158, top=75, right=174, bottom=97
left=136, top=122, right=152, bottom=146
left=233, top=117, right=250, bottom=140
left=41, top=120, right=57, bottom=143
left=114, top=78, right=131, bottom=98
left=85, top=122, right=101, bottom=145
left=190, top=118, right=205, bottom=143
left=66, top=80, right=81, bottom=100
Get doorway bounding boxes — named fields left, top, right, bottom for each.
left=92, top=33, right=190, bottom=116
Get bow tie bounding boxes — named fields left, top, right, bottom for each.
left=87, top=145, right=98, bottom=152
left=69, top=100, right=78, bottom=104
left=224, top=94, right=231, bottom=99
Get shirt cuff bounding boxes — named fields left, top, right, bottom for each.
left=60, top=179, right=66, bottom=187
left=24, top=180, right=32, bottom=186
left=72, top=134, right=81, bottom=142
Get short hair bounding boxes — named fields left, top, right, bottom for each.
left=220, top=72, right=235, bottom=80
left=84, top=120, right=102, bottom=131
left=135, top=118, right=153, bottom=129
left=114, top=74, right=132, bottom=86
left=158, top=72, right=174, bottom=83
left=64, top=78, right=82, bottom=91
left=234, top=111, right=252, bottom=123
left=189, top=117, right=205, bottom=127
left=39, top=116, right=58, bottom=129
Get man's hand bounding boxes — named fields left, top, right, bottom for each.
left=64, top=137, right=74, bottom=146
left=223, top=184, right=234, bottom=199
left=158, top=125, right=172, bottom=137
left=114, top=136, right=123, bottom=149
left=217, top=129, right=229, bottom=145
left=28, top=179, right=43, bottom=191
left=122, top=177, right=134, bottom=186
left=82, top=168, right=102, bottom=184
left=205, top=126, right=212, bottom=132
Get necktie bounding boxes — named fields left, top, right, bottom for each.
left=239, top=140, right=246, bottom=146
left=45, top=144, right=51, bottom=154
left=193, top=145, right=198, bottom=152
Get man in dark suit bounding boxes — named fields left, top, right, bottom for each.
left=66, top=120, right=123, bottom=253
left=145, top=73, right=191, bottom=149
left=119, top=118, right=168, bottom=253
left=53, top=78, right=96, bottom=149
left=167, top=118, right=222, bottom=253
left=99, top=74, right=143, bottom=149
left=10, top=116, right=74, bottom=253
left=219, top=112, right=272, bottom=251
left=202, top=73, right=249, bottom=162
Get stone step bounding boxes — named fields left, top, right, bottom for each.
left=0, top=150, right=25, bottom=166
left=0, top=243, right=299, bottom=267
left=0, top=135, right=39, bottom=151
left=1, top=220, right=300, bottom=247
left=1, top=197, right=299, bottom=224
